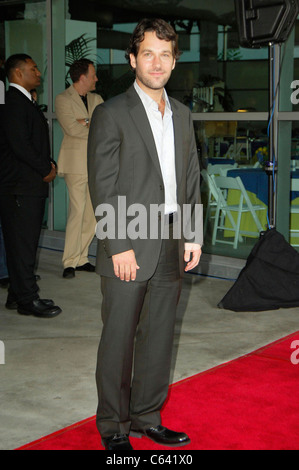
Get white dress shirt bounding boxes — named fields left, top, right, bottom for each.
left=134, top=80, right=177, bottom=215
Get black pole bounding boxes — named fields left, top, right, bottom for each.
left=266, top=43, right=278, bottom=229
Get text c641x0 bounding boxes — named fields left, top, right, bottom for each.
left=106, top=454, right=193, bottom=467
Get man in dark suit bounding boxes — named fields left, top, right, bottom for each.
left=0, top=54, right=62, bottom=318
left=88, top=19, right=202, bottom=450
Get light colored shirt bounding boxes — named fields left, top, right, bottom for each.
left=134, top=80, right=177, bottom=215
left=9, top=83, right=33, bottom=102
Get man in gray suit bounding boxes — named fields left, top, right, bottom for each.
left=88, top=18, right=202, bottom=451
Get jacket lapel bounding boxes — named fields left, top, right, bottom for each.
left=126, top=86, right=183, bottom=188
left=170, top=99, right=183, bottom=189
left=69, top=85, right=88, bottom=115
left=86, top=92, right=98, bottom=117
left=127, top=86, right=163, bottom=181
left=9, top=86, right=49, bottom=130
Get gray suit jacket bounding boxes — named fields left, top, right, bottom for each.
left=87, top=85, right=202, bottom=281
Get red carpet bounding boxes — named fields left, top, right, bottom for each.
left=17, top=332, right=299, bottom=451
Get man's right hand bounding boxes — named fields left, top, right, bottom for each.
left=43, top=163, right=57, bottom=183
left=112, top=249, right=140, bottom=282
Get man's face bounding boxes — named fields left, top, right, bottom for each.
left=130, top=31, right=176, bottom=93
left=82, top=64, right=98, bottom=92
left=18, top=59, right=41, bottom=91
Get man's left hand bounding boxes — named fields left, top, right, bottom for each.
left=43, top=162, right=57, bottom=183
left=184, top=243, right=202, bottom=272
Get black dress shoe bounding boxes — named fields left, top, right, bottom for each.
left=6, top=296, right=54, bottom=311
left=76, top=263, right=95, bottom=272
left=102, top=434, right=133, bottom=451
left=130, top=425, right=190, bottom=447
left=17, top=299, right=62, bottom=318
left=63, top=267, right=75, bottom=279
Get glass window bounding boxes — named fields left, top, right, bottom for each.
left=290, top=122, right=299, bottom=248
left=0, top=0, right=48, bottom=107
left=198, top=120, right=269, bottom=259
left=65, top=0, right=271, bottom=111
left=51, top=1, right=297, bottom=257
left=288, top=20, right=299, bottom=112
left=2, top=0, right=291, bottom=260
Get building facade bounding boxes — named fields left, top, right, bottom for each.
left=1, top=0, right=299, bottom=272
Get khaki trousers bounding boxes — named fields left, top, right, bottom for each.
left=63, top=174, right=96, bottom=269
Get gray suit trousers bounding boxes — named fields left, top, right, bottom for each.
left=96, top=224, right=182, bottom=438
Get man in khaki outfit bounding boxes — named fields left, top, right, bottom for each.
left=55, top=59, right=103, bottom=278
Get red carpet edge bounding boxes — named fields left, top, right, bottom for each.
left=16, top=330, right=299, bottom=451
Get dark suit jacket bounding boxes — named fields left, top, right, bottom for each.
left=0, top=86, right=52, bottom=197
left=87, top=85, right=202, bottom=281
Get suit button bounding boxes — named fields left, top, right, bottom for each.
left=160, top=185, right=164, bottom=191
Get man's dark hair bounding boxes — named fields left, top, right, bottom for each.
left=5, top=53, right=32, bottom=81
left=125, top=18, right=180, bottom=65
left=69, top=58, right=94, bottom=83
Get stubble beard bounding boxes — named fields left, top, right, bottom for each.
left=136, top=70, right=170, bottom=92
